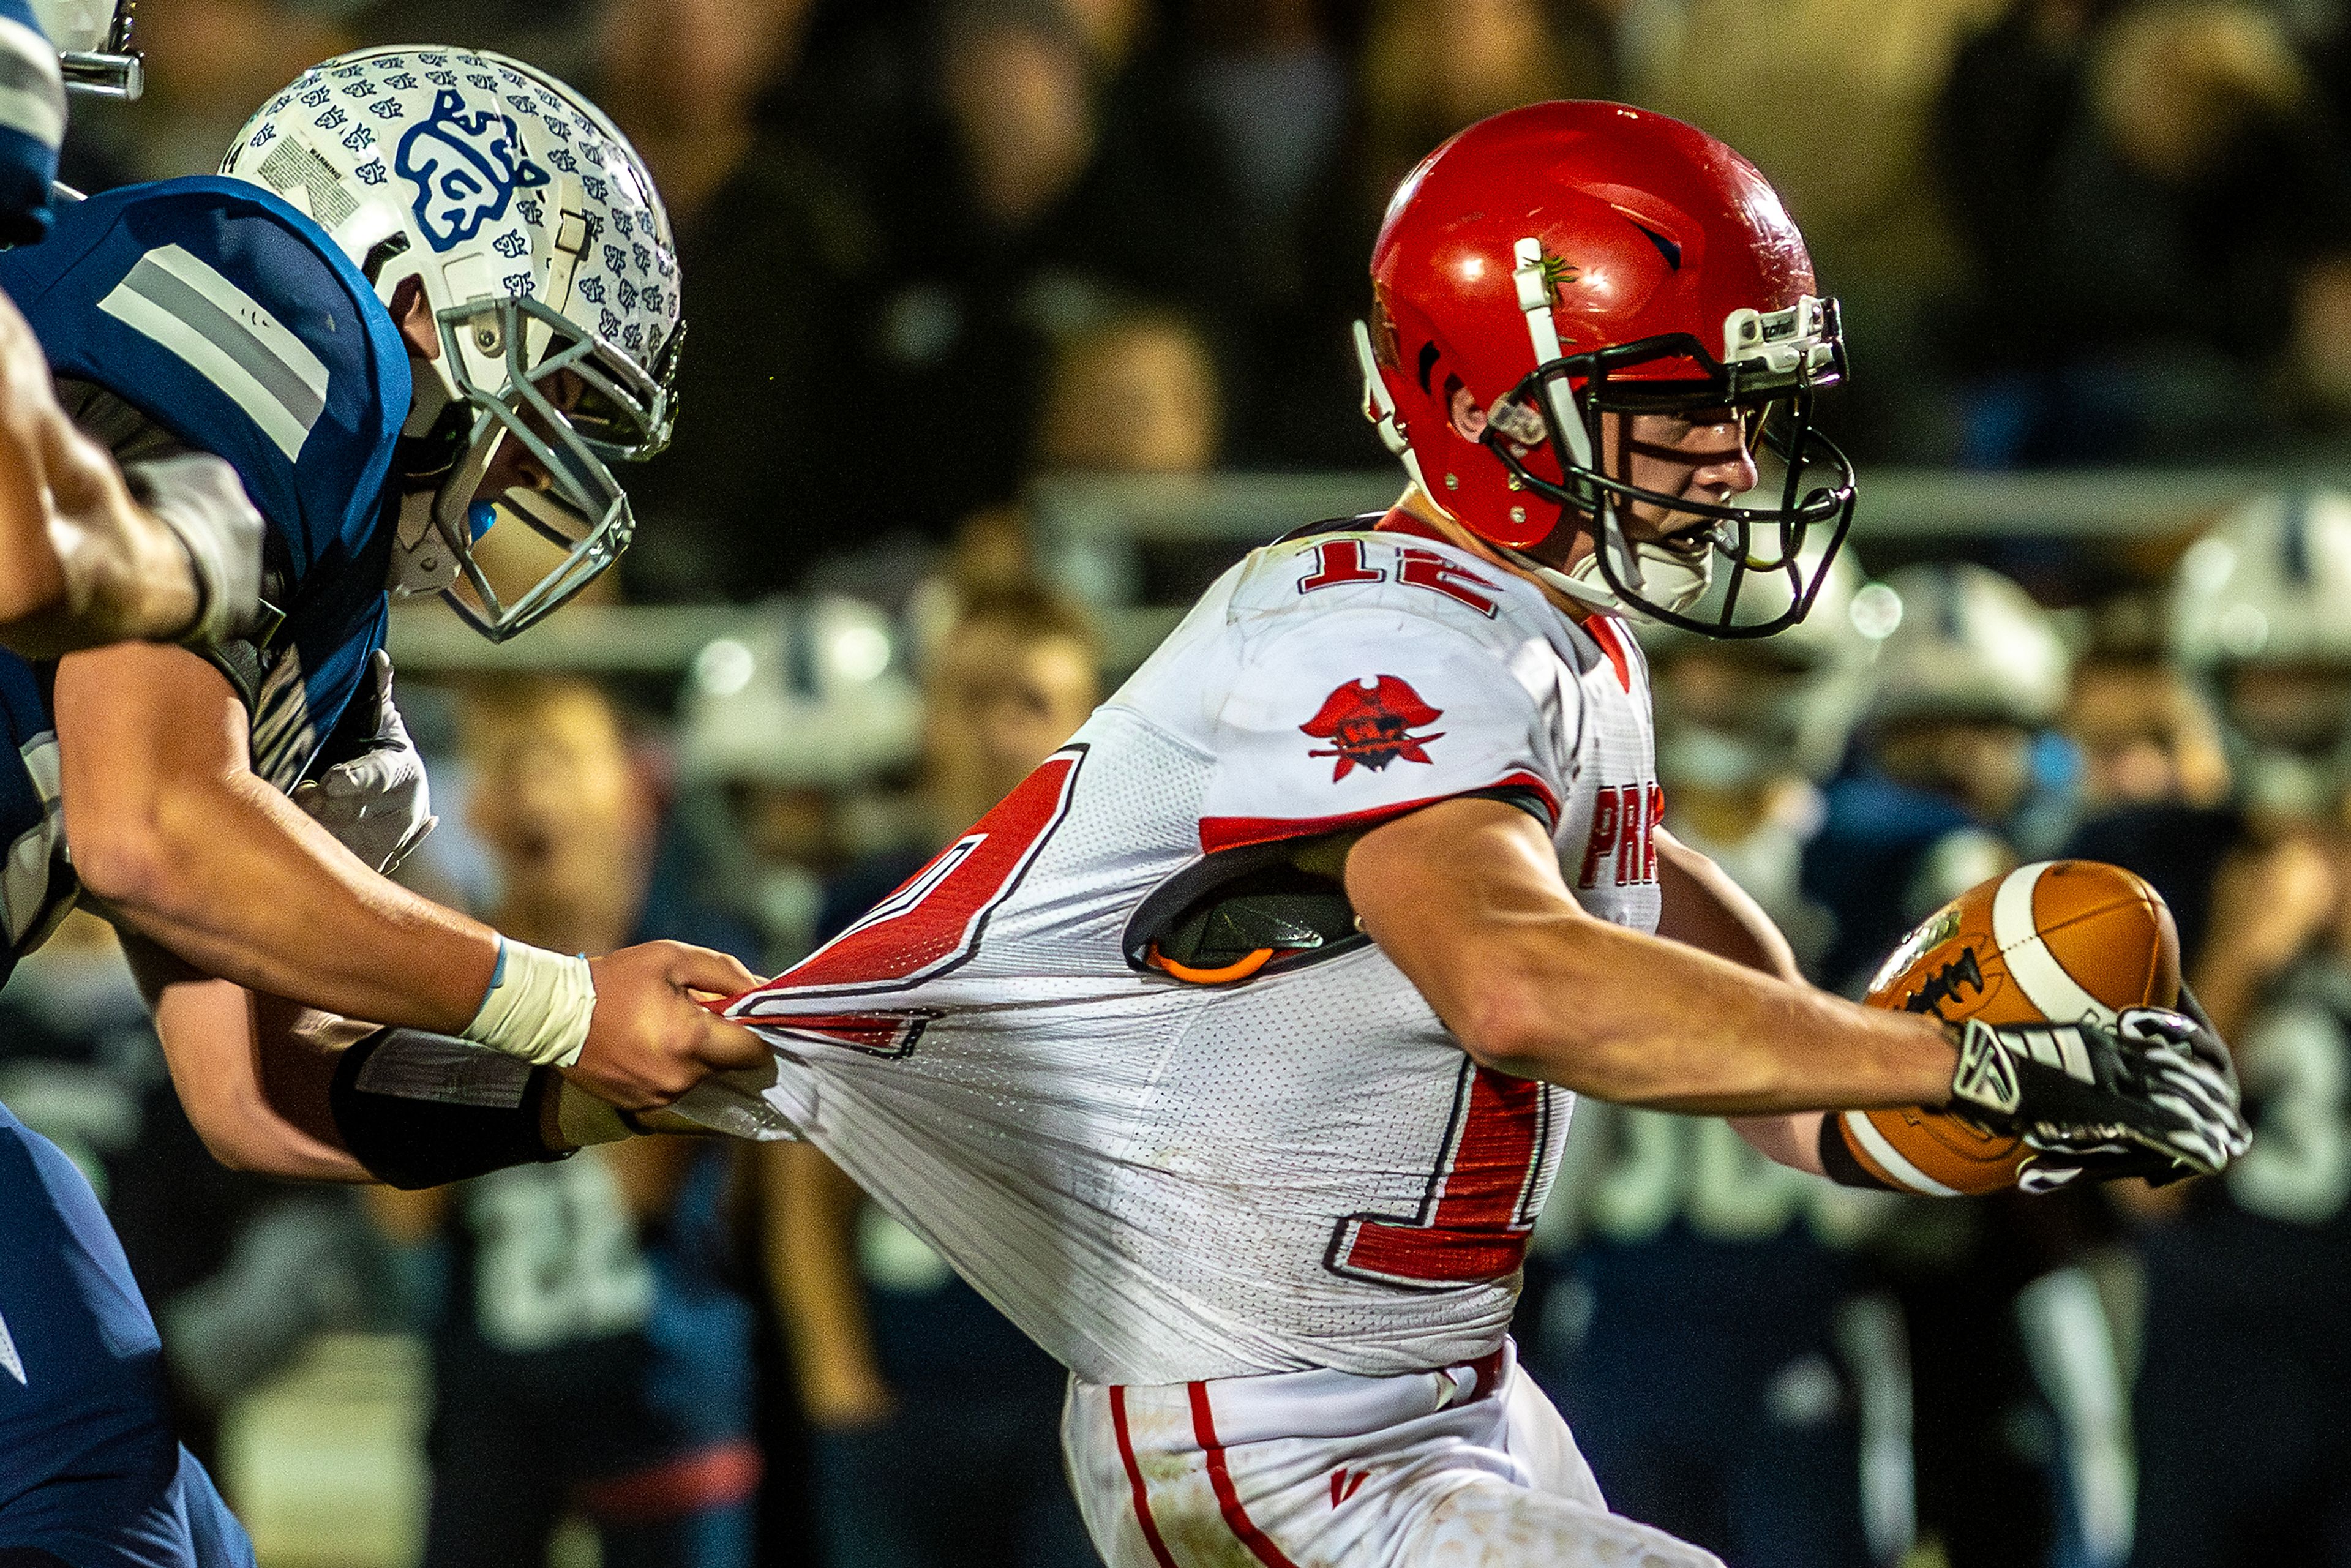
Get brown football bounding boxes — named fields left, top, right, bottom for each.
left=1844, top=860, right=2181, bottom=1195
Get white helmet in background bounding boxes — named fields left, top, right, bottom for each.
left=2172, top=490, right=2351, bottom=816
left=678, top=597, right=923, bottom=791
left=32, top=0, right=137, bottom=96
left=220, top=47, right=680, bottom=640
left=1865, top=563, right=2072, bottom=730
left=2173, top=491, right=2351, bottom=670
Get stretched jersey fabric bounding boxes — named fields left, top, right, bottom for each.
left=0, top=176, right=411, bottom=979
left=720, top=519, right=1663, bottom=1386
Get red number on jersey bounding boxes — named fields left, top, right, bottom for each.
left=1299, top=539, right=1385, bottom=593
left=733, top=748, right=1085, bottom=1018
left=1325, top=1059, right=1551, bottom=1289
left=1396, top=547, right=1499, bottom=617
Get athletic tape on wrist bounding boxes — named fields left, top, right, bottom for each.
left=463, top=937, right=595, bottom=1068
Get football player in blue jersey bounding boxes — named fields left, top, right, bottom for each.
left=0, top=0, right=163, bottom=656
left=0, top=47, right=771, bottom=1568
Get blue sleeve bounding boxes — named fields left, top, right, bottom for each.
left=0, top=178, right=413, bottom=790
left=0, top=176, right=411, bottom=590
left=0, top=1, right=61, bottom=245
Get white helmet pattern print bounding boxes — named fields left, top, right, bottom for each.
left=220, top=46, right=681, bottom=640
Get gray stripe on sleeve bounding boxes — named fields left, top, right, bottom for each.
left=121, top=255, right=328, bottom=436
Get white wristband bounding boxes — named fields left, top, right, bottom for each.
left=462, top=938, right=595, bottom=1068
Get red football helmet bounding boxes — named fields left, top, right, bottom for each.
left=1359, top=101, right=1855, bottom=638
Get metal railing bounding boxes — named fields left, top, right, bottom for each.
left=389, top=466, right=2320, bottom=678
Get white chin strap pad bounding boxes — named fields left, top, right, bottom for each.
left=1509, top=533, right=1714, bottom=623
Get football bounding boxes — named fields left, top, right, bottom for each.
left=1841, top=860, right=2182, bottom=1195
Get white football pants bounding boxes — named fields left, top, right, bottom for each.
left=1063, top=1340, right=1724, bottom=1568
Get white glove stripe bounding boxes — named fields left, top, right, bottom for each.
left=2151, top=1062, right=2235, bottom=1123
left=2145, top=1088, right=2220, bottom=1133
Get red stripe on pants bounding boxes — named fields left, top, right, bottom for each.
left=1187, top=1382, right=1304, bottom=1568
left=1109, top=1386, right=1182, bottom=1568
left=573, top=1438, right=762, bottom=1525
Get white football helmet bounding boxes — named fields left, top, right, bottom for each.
left=32, top=0, right=137, bottom=97
left=2172, top=490, right=2351, bottom=816
left=678, top=598, right=922, bottom=791
left=220, top=47, right=680, bottom=640
left=1865, top=563, right=2072, bottom=730
left=2173, top=491, right=2351, bottom=670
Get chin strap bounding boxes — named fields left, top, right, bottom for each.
left=1496, top=530, right=1716, bottom=624
left=1495, top=541, right=1617, bottom=612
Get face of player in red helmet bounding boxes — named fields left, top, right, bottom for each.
left=1357, top=101, right=1856, bottom=639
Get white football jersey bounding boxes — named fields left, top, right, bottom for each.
left=722, top=521, right=1663, bottom=1386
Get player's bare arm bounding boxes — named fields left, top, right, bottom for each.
left=123, top=936, right=369, bottom=1182
left=1347, top=794, right=1960, bottom=1114
left=762, top=1143, right=899, bottom=1430
left=1651, top=825, right=1833, bottom=1173
left=0, top=285, right=215, bottom=658
left=124, top=925, right=712, bottom=1185
left=57, top=640, right=767, bottom=1110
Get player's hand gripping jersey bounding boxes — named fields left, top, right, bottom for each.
left=723, top=519, right=1663, bottom=1386
left=0, top=178, right=410, bottom=969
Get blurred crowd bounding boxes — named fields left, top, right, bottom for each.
left=10, top=0, right=2351, bottom=1566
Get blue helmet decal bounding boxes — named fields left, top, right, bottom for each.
left=394, top=89, right=549, bottom=253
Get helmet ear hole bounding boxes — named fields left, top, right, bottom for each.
left=363, top=232, right=413, bottom=285
left=1441, top=375, right=1478, bottom=440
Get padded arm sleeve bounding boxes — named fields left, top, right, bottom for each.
left=328, top=1026, right=572, bottom=1190
left=0, top=1, right=62, bottom=246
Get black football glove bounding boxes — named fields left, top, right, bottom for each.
left=1947, top=999, right=2251, bottom=1185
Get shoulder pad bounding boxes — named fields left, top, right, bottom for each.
left=0, top=177, right=411, bottom=586
left=1272, top=512, right=1388, bottom=546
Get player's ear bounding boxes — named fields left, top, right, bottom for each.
left=388, top=276, right=440, bottom=362
left=1446, top=379, right=1487, bottom=443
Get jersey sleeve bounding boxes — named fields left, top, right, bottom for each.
left=0, top=0, right=62, bottom=246
left=0, top=177, right=411, bottom=595
left=1198, top=607, right=1573, bottom=854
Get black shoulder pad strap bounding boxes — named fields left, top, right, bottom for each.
left=1272, top=512, right=1389, bottom=546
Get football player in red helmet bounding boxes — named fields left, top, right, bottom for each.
left=708, top=103, right=2244, bottom=1568
left=1358, top=100, right=1854, bottom=637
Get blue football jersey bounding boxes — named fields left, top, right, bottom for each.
left=0, top=176, right=413, bottom=977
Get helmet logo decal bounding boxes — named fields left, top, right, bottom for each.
left=394, top=88, right=549, bottom=253
left=1301, top=676, right=1447, bottom=781
left=1534, top=249, right=1583, bottom=297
